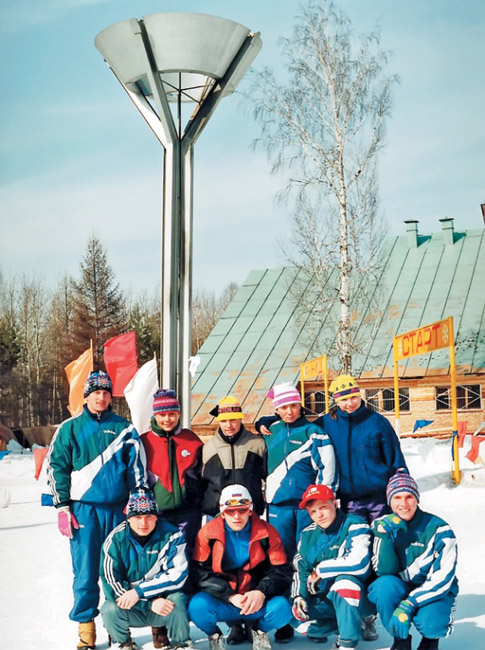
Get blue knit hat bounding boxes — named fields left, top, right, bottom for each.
left=83, top=370, right=112, bottom=398
left=126, top=488, right=158, bottom=518
left=386, top=469, right=420, bottom=505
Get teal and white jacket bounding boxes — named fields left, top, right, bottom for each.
left=47, top=405, right=147, bottom=508
left=292, top=509, right=371, bottom=600
left=265, top=415, right=338, bottom=507
left=371, top=508, right=459, bottom=608
left=101, top=518, right=188, bottom=601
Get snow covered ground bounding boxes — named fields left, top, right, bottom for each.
left=1, top=438, right=484, bottom=649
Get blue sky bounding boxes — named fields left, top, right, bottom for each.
left=1, top=0, right=484, bottom=296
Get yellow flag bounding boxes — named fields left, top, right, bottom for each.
left=65, top=347, right=94, bottom=416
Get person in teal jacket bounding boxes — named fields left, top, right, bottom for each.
left=291, top=484, right=373, bottom=650
left=100, top=488, right=192, bottom=650
left=46, top=370, right=148, bottom=650
left=368, top=471, right=458, bottom=650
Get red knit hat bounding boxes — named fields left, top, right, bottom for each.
left=153, top=389, right=180, bottom=414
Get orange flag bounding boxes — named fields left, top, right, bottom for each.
left=33, top=447, right=49, bottom=480
left=103, top=331, right=138, bottom=397
left=65, top=347, right=94, bottom=416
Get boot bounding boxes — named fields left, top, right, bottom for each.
left=330, top=635, right=357, bottom=650
left=274, top=624, right=294, bottom=644
left=252, top=629, right=272, bottom=650
left=77, top=621, right=96, bottom=649
left=361, top=615, right=378, bottom=641
left=390, top=636, right=412, bottom=650
left=152, top=626, right=170, bottom=650
left=227, top=623, right=247, bottom=645
left=417, top=638, right=439, bottom=650
left=112, top=641, right=139, bottom=650
left=208, top=629, right=226, bottom=650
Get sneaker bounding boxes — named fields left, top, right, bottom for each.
left=112, top=640, right=139, bottom=650
left=417, top=638, right=439, bottom=650
left=173, top=643, right=196, bottom=650
left=390, top=636, right=412, bottom=650
left=227, top=623, right=251, bottom=645
left=208, top=631, right=226, bottom=650
left=152, top=626, right=171, bottom=650
left=77, top=621, right=96, bottom=649
left=361, top=615, right=378, bottom=641
left=274, top=624, right=294, bottom=644
left=252, top=629, right=271, bottom=650
left=330, top=636, right=357, bottom=650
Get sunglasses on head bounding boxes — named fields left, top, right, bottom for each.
left=223, top=506, right=251, bottom=516
left=222, top=498, right=252, bottom=508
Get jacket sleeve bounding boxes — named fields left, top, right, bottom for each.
left=254, top=526, right=292, bottom=598
left=379, top=417, right=408, bottom=474
left=100, top=530, right=133, bottom=602
left=123, top=426, right=148, bottom=491
left=254, top=415, right=279, bottom=433
left=314, top=520, right=371, bottom=581
left=310, top=427, right=339, bottom=494
left=291, top=535, right=313, bottom=600
left=46, top=422, right=74, bottom=508
left=371, top=520, right=401, bottom=576
left=191, top=529, right=236, bottom=602
left=134, top=529, right=188, bottom=599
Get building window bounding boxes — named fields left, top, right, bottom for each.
left=304, top=391, right=327, bottom=415
left=365, top=387, right=410, bottom=413
left=435, top=385, right=481, bottom=411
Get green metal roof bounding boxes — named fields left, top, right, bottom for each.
left=191, top=220, right=485, bottom=425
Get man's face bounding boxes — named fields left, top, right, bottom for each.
left=154, top=411, right=180, bottom=432
left=85, top=390, right=111, bottom=414
left=128, top=514, right=158, bottom=536
left=219, top=419, right=242, bottom=437
left=306, top=498, right=338, bottom=529
left=390, top=491, right=418, bottom=522
left=222, top=506, right=251, bottom=531
left=275, top=402, right=301, bottom=423
left=337, top=395, right=362, bottom=414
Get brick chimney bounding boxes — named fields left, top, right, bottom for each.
left=439, top=217, right=455, bottom=246
left=404, top=220, right=419, bottom=248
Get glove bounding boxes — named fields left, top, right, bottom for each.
left=307, top=568, right=321, bottom=596
left=389, top=599, right=415, bottom=639
left=57, top=506, right=79, bottom=539
left=292, top=596, right=309, bottom=622
left=374, top=513, right=407, bottom=536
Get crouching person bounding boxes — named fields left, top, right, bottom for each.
left=189, top=485, right=293, bottom=650
left=100, top=488, right=193, bottom=650
left=368, top=470, right=458, bottom=650
left=291, top=485, right=373, bottom=650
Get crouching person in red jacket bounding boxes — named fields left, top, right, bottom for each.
left=188, top=485, right=293, bottom=650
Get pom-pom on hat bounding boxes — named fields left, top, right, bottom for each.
left=386, top=469, right=420, bottom=505
left=126, top=488, right=158, bottom=518
left=83, top=370, right=112, bottom=398
left=153, top=389, right=180, bottom=414
left=219, top=484, right=253, bottom=513
left=266, top=382, right=301, bottom=409
left=210, top=396, right=244, bottom=421
left=329, top=375, right=361, bottom=403
left=299, top=484, right=336, bottom=509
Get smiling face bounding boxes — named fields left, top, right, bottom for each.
left=128, top=513, right=158, bottom=536
left=222, top=506, right=251, bottom=531
left=219, top=419, right=242, bottom=437
left=306, top=498, right=338, bottom=529
left=154, top=410, right=180, bottom=432
left=85, top=389, right=111, bottom=414
left=275, top=402, right=301, bottom=423
left=337, top=395, right=362, bottom=414
left=390, top=491, right=419, bottom=522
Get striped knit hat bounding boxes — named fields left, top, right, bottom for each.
left=329, top=375, right=361, bottom=402
left=267, top=382, right=301, bottom=409
left=126, top=488, right=158, bottom=518
left=386, top=469, right=420, bottom=504
left=153, top=389, right=180, bottom=414
left=83, top=370, right=112, bottom=398
left=210, top=396, right=244, bottom=421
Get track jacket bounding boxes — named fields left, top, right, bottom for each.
left=371, top=508, right=459, bottom=608
left=101, top=518, right=188, bottom=602
left=315, top=405, right=407, bottom=501
left=192, top=512, right=291, bottom=603
left=265, top=415, right=337, bottom=507
left=47, top=405, right=147, bottom=508
left=292, top=509, right=371, bottom=600
left=201, top=426, right=267, bottom=516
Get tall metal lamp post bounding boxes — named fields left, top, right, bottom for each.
left=95, top=13, right=261, bottom=425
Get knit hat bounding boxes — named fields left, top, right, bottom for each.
left=329, top=375, right=361, bottom=402
left=210, top=396, right=244, bottom=421
left=299, top=484, right=336, bottom=509
left=153, top=389, right=180, bottom=414
left=219, top=484, right=253, bottom=513
left=126, top=488, right=158, bottom=518
left=83, top=370, right=112, bottom=398
left=386, top=469, right=420, bottom=505
left=266, top=382, right=301, bottom=409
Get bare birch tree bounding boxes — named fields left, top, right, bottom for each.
left=246, top=1, right=397, bottom=371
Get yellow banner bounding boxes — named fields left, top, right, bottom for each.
left=301, top=356, right=326, bottom=379
left=393, top=317, right=451, bottom=361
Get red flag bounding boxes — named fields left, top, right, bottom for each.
left=33, top=447, right=49, bottom=480
left=103, top=331, right=138, bottom=397
left=65, top=346, right=94, bottom=416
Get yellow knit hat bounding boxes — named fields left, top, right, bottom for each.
left=209, top=395, right=244, bottom=421
left=329, top=375, right=361, bottom=402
